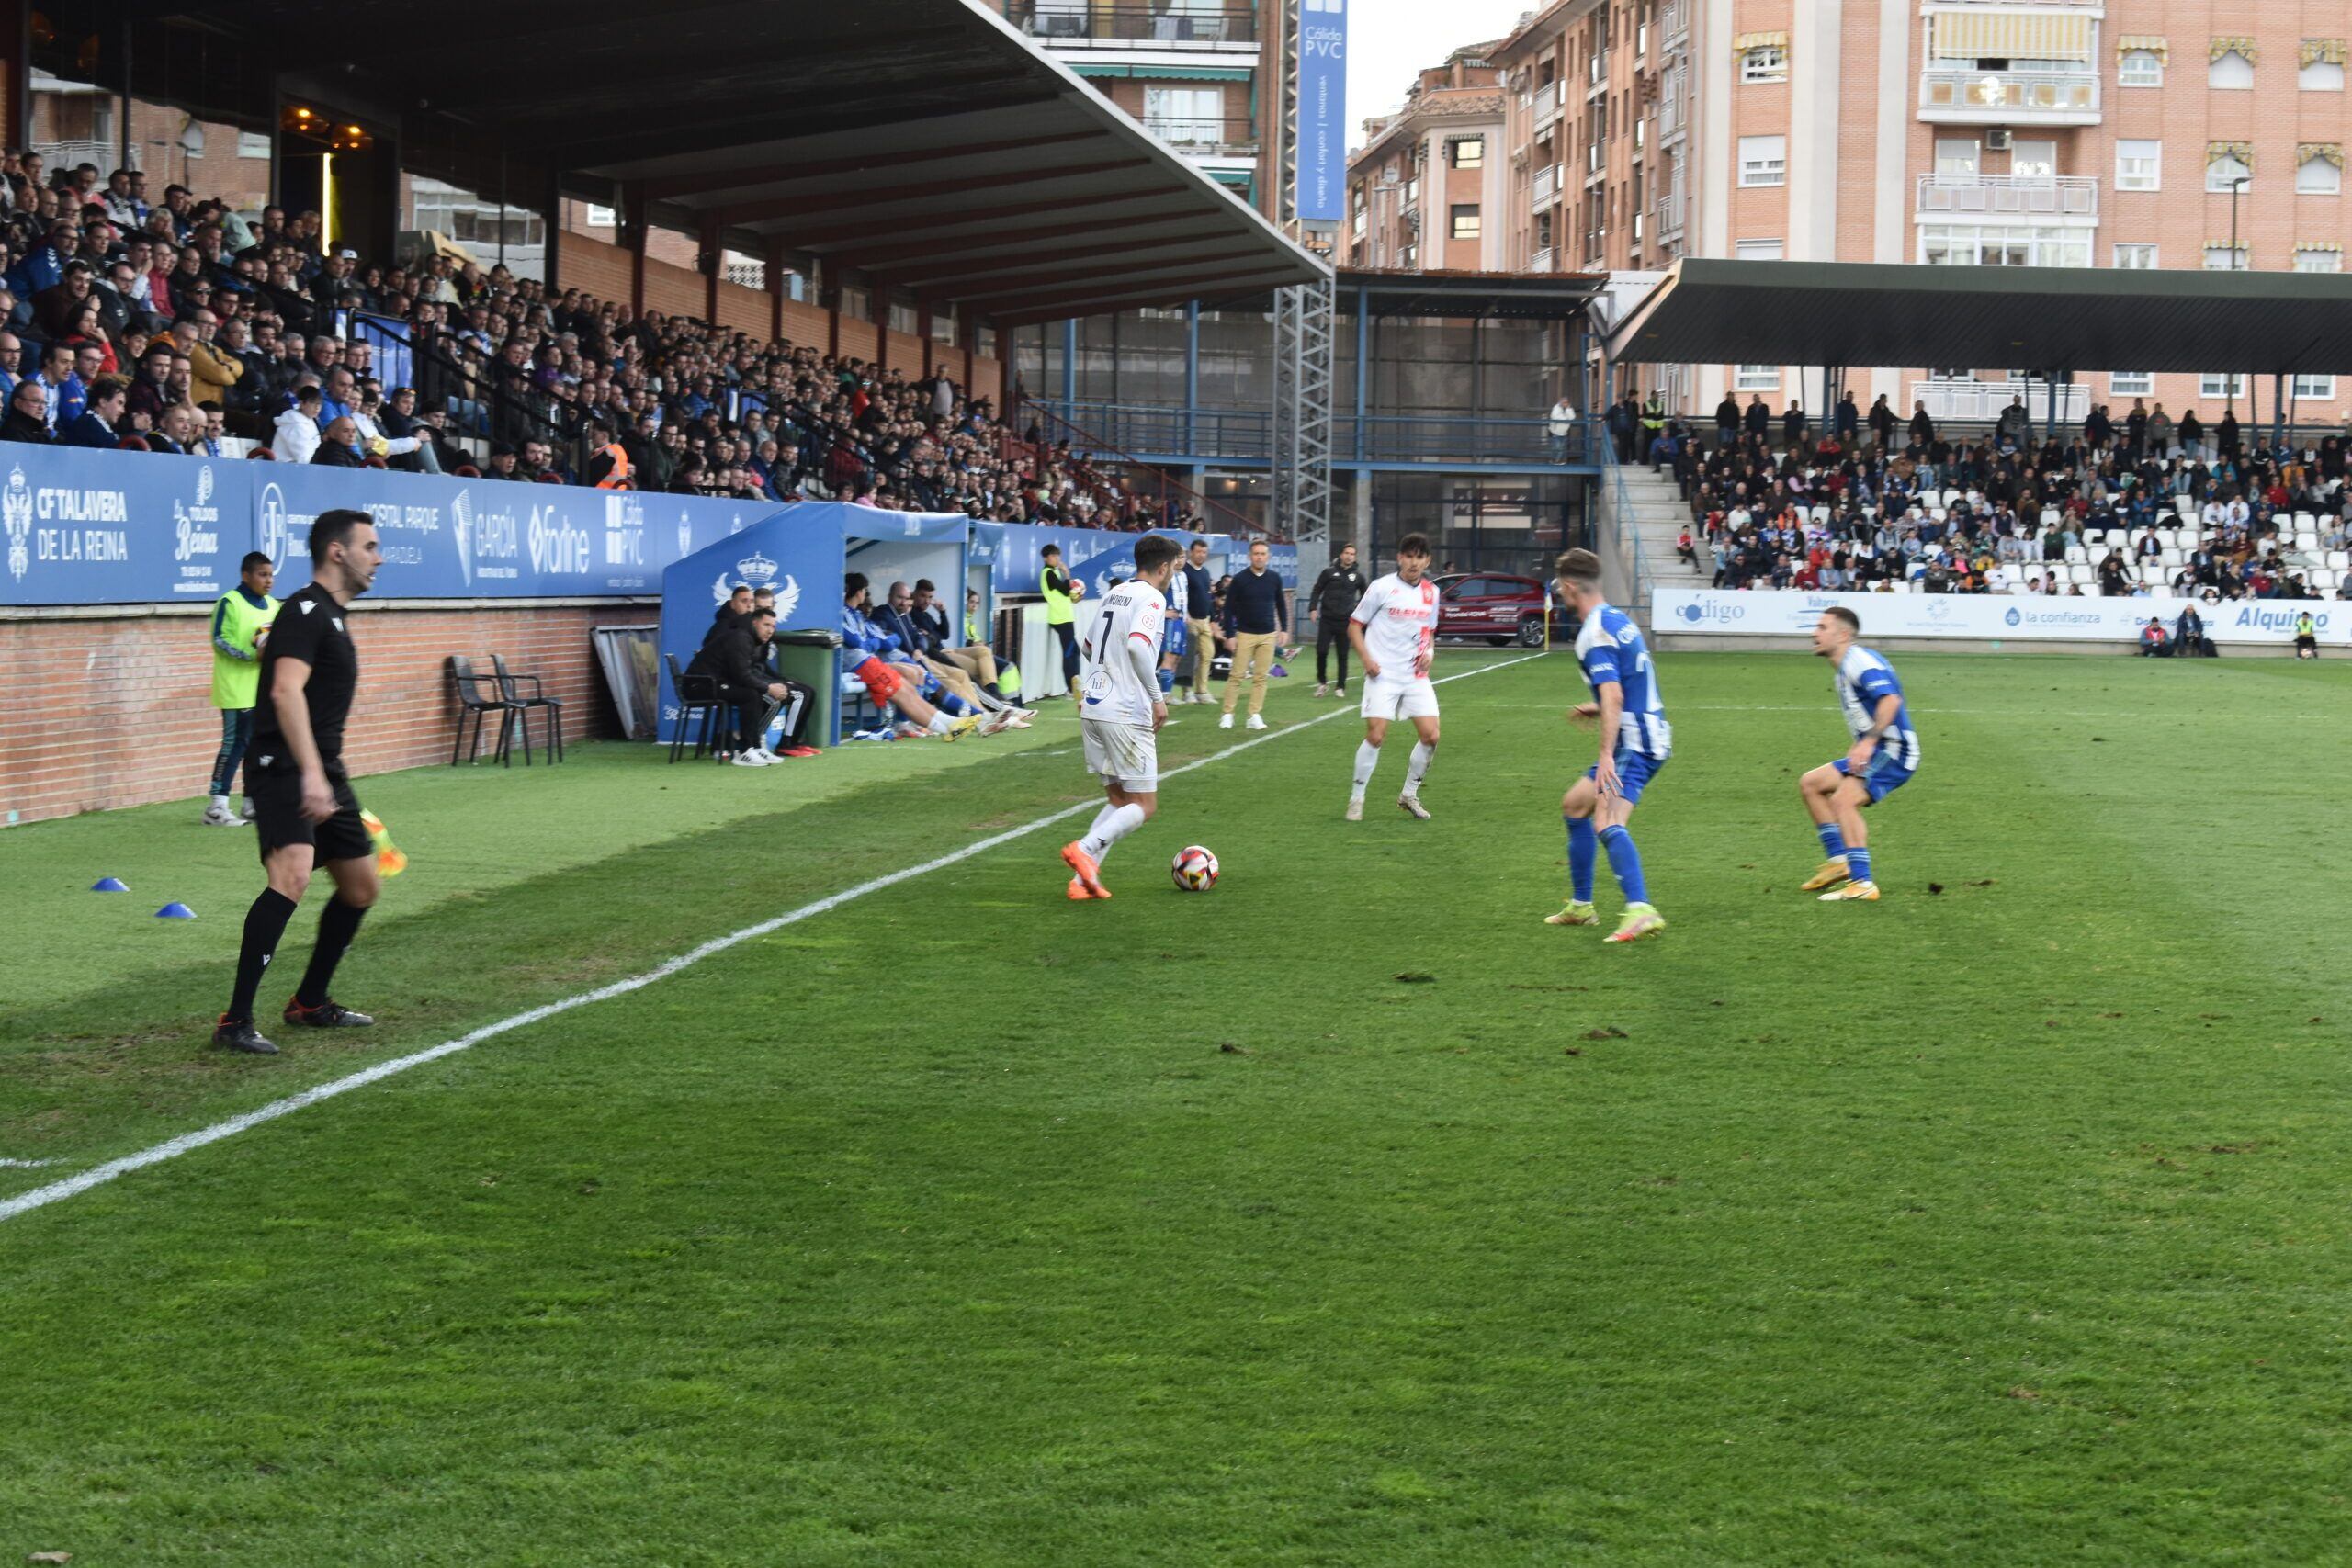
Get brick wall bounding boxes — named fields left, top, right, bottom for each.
left=0, top=602, right=647, bottom=826
left=715, top=279, right=769, bottom=337
left=781, top=299, right=831, bottom=350
left=558, top=231, right=635, bottom=307
left=641, top=255, right=705, bottom=320
left=837, top=316, right=881, bottom=365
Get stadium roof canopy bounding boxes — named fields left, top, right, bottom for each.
left=181, top=0, right=1327, bottom=323
left=1605, top=259, right=2352, bottom=376
left=1340, top=270, right=1611, bottom=321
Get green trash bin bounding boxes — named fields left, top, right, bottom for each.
left=775, top=629, right=843, bottom=747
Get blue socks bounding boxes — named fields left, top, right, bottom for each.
left=1817, top=822, right=1848, bottom=859
left=1566, top=816, right=1597, bottom=902
left=1600, top=825, right=1649, bottom=906
left=1848, top=846, right=1873, bottom=886
left=1157, top=667, right=1175, bottom=694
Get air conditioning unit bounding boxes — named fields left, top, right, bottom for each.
left=1985, top=129, right=2013, bottom=152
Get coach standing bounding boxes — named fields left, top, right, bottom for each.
left=1308, top=543, right=1367, bottom=699
left=212, top=509, right=384, bottom=1055
left=1218, top=538, right=1289, bottom=731
left=202, top=549, right=278, bottom=827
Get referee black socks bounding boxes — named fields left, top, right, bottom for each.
left=225, top=888, right=299, bottom=1024
left=295, top=897, right=370, bottom=1010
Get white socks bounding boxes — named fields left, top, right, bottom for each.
left=1350, top=740, right=1380, bottom=801
left=1080, top=803, right=1147, bottom=863
left=1403, top=741, right=1435, bottom=797
left=925, top=711, right=956, bottom=735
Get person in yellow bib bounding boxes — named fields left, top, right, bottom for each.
left=204, top=551, right=278, bottom=827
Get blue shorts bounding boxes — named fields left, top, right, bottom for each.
left=1586, top=746, right=1668, bottom=804
left=1162, top=616, right=1189, bottom=657
left=1833, top=751, right=1915, bottom=805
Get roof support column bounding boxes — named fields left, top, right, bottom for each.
left=960, top=307, right=975, bottom=398
left=625, top=181, right=646, bottom=318
left=919, top=300, right=933, bottom=378
left=700, top=215, right=720, bottom=325
left=766, top=240, right=786, bottom=344
left=876, top=290, right=888, bottom=375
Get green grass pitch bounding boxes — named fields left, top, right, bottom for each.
left=5, top=649, right=2351, bottom=1565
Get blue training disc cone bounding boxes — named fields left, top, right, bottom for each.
left=154, top=902, right=197, bottom=919
left=91, top=877, right=129, bottom=892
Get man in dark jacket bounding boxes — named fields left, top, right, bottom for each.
left=684, top=605, right=806, bottom=763
left=1307, top=542, right=1369, bottom=697
left=0, top=378, right=50, bottom=443
left=60, top=376, right=126, bottom=448
left=1178, top=537, right=1218, bottom=704
left=311, top=415, right=366, bottom=466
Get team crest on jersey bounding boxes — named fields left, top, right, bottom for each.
left=1616, top=626, right=1638, bottom=645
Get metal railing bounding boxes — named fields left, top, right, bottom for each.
left=1916, top=171, right=2098, bottom=219
left=1532, top=78, right=1566, bottom=130
left=1013, top=397, right=1272, bottom=539
left=1598, top=439, right=1656, bottom=616
left=1143, top=116, right=1260, bottom=152
left=1047, top=401, right=1606, bottom=467
left=1532, top=164, right=1562, bottom=208
left=1911, top=378, right=2091, bottom=425
left=1659, top=0, right=1688, bottom=44
left=1009, top=1, right=1256, bottom=44
left=1920, top=67, right=2098, bottom=119
left=1531, top=245, right=1556, bottom=272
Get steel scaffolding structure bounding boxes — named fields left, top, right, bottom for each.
left=1272, top=0, right=1334, bottom=549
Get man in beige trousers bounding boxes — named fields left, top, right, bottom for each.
left=1182, top=538, right=1218, bottom=704
left=1218, top=538, right=1290, bottom=731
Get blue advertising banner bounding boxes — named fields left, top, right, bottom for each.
left=259, top=468, right=787, bottom=601
left=1296, top=0, right=1349, bottom=223
left=0, top=447, right=249, bottom=607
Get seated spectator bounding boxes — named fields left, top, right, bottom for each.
left=272, top=384, right=322, bottom=464
left=311, top=414, right=366, bottom=466
left=869, top=578, right=1026, bottom=728
left=0, top=378, right=47, bottom=443
left=148, top=401, right=200, bottom=456
left=59, top=374, right=126, bottom=448
left=683, top=604, right=813, bottom=765
left=839, top=573, right=979, bottom=739
left=2138, top=618, right=2170, bottom=656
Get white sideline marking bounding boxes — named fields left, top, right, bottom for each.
left=0, top=1158, right=56, bottom=1168
left=0, top=653, right=1549, bottom=1224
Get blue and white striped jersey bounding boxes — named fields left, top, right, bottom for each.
left=1835, top=645, right=1920, bottom=767
left=1576, top=603, right=1671, bottom=758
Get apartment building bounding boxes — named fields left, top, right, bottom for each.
left=1478, top=0, right=2352, bottom=422
left=1343, top=44, right=1510, bottom=270
left=989, top=0, right=1275, bottom=215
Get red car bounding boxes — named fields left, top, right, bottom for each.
left=1434, top=572, right=1553, bottom=647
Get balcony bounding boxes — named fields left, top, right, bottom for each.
left=1920, top=67, right=2099, bottom=126
left=1141, top=116, right=1260, bottom=157
left=1531, top=245, right=1556, bottom=273
left=1531, top=164, right=1563, bottom=209
left=1916, top=172, right=2098, bottom=221
left=1912, top=378, right=2088, bottom=426
left=1532, top=78, right=1565, bottom=132
left=1011, top=1, right=1256, bottom=47
left=1658, top=0, right=1689, bottom=46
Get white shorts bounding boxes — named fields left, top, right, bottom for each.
left=1361, top=675, right=1439, bottom=721
left=1080, top=717, right=1159, bottom=791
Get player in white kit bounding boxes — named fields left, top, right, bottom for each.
left=1061, top=535, right=1182, bottom=900
left=1343, top=532, right=1441, bottom=821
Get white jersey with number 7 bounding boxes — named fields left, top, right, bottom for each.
left=1078, top=581, right=1167, bottom=728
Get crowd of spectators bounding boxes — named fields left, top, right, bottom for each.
left=1643, top=389, right=2352, bottom=604
left=0, top=150, right=1189, bottom=530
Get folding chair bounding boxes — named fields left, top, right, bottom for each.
left=665, top=653, right=728, bottom=761
left=491, top=653, right=564, bottom=763
left=447, top=656, right=522, bottom=766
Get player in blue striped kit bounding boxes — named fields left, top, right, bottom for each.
left=1799, top=606, right=1920, bottom=903
left=1545, top=548, right=1670, bottom=942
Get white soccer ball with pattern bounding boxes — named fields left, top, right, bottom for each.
left=1170, top=845, right=1219, bottom=891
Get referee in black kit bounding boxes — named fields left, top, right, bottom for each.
left=212, top=509, right=386, bottom=1055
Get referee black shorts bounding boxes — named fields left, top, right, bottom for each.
left=246, top=756, right=373, bottom=865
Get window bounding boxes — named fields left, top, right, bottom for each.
left=583, top=203, right=617, bottom=229
left=1935, top=138, right=1979, bottom=176
left=2295, top=374, right=2338, bottom=400
left=2116, top=141, right=2160, bottom=192
left=2204, top=244, right=2247, bottom=271
left=1448, top=137, right=1485, bottom=168
left=1920, top=225, right=2092, bottom=268
left=2210, top=47, right=2255, bottom=89
left=2206, top=148, right=2251, bottom=193
left=1735, top=238, right=1784, bottom=260
left=2299, top=151, right=2343, bottom=195
left=2010, top=140, right=2056, bottom=179
left=178, top=123, right=205, bottom=157
left=1736, top=364, right=1780, bottom=390
left=2111, top=372, right=2154, bottom=396
left=2120, top=49, right=2165, bottom=87
left=237, top=130, right=271, bottom=160
left=2302, top=41, right=2346, bottom=91
left=1738, top=135, right=1786, bottom=186
left=2114, top=243, right=2158, bottom=269
left=2296, top=248, right=2344, bottom=273
left=1740, top=44, right=1786, bottom=83
left=1450, top=204, right=1480, bottom=240
left=888, top=300, right=918, bottom=335
left=2201, top=374, right=2248, bottom=400
left=1142, top=85, right=1227, bottom=146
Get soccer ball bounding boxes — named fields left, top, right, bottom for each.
left=1170, top=845, right=1219, bottom=892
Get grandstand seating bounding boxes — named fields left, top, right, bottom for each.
left=1674, top=421, right=2352, bottom=602
left=0, top=151, right=1182, bottom=533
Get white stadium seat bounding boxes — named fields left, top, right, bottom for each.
left=2329, top=551, right=2349, bottom=570
left=2064, top=546, right=2087, bottom=564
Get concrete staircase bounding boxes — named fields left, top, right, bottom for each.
left=1596, top=463, right=1707, bottom=625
